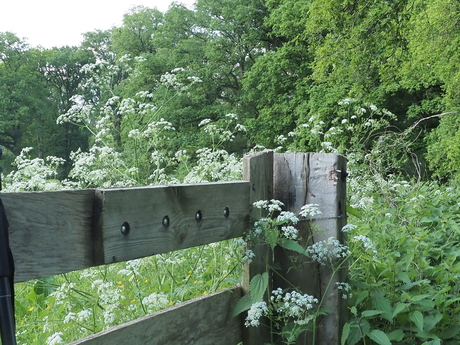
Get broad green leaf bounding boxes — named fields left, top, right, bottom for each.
left=250, top=272, right=268, bottom=302
left=440, top=324, right=460, bottom=339
left=356, top=290, right=369, bottom=306
left=424, top=313, right=443, bottom=332
left=373, top=296, right=393, bottom=322
left=347, top=204, right=362, bottom=219
left=232, top=294, right=253, bottom=317
left=387, top=329, right=404, bottom=341
left=409, top=310, right=424, bottom=332
left=368, top=330, right=392, bottom=345
left=392, top=302, right=408, bottom=319
left=341, top=323, right=351, bottom=345
left=279, top=239, right=305, bottom=255
left=362, top=310, right=384, bottom=318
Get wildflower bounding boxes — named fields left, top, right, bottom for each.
left=276, top=211, right=299, bottom=224
left=46, top=332, right=64, bottom=345
left=245, top=301, right=268, bottom=327
left=353, top=235, right=377, bottom=254
left=299, top=204, right=322, bottom=219
left=198, top=118, right=212, bottom=127
left=241, top=249, right=256, bottom=264
left=306, top=238, right=350, bottom=265
left=341, top=224, right=357, bottom=233
left=281, top=226, right=299, bottom=240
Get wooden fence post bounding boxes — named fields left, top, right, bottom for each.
left=242, top=150, right=274, bottom=345
left=273, top=153, right=347, bottom=345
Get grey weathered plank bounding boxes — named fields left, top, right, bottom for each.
left=93, top=182, right=250, bottom=264
left=241, top=150, right=273, bottom=345
left=2, top=190, right=95, bottom=283
left=306, top=153, right=347, bottom=345
left=273, top=152, right=347, bottom=345
left=68, top=286, right=243, bottom=345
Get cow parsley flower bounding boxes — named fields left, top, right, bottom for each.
left=245, top=301, right=268, bottom=327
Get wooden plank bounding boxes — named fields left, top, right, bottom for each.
left=93, top=182, right=250, bottom=264
left=273, top=152, right=347, bottom=345
left=272, top=153, right=320, bottom=345
left=241, top=150, right=273, bottom=345
left=306, top=153, right=347, bottom=345
left=2, top=190, right=95, bottom=282
left=68, top=286, right=243, bottom=345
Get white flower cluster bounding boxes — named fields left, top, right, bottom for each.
left=341, top=224, right=357, bottom=233
left=281, top=225, right=299, bottom=240
left=353, top=235, right=377, bottom=254
left=270, top=288, right=318, bottom=322
left=142, top=292, right=169, bottom=313
left=241, top=249, right=256, bottom=264
left=46, top=331, right=64, bottom=345
left=336, top=282, right=351, bottom=299
left=244, top=301, right=268, bottom=327
left=306, top=237, right=350, bottom=265
left=299, top=204, right=322, bottom=219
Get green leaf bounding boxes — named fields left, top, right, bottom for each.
left=440, top=324, right=460, bottom=339
left=392, top=302, right=408, bottom=319
left=424, top=313, right=443, bottom=332
left=387, top=329, right=404, bottom=341
left=342, top=323, right=351, bottom=345
left=279, top=239, right=305, bottom=255
left=250, top=272, right=268, bottom=302
left=347, top=204, right=362, bottom=219
left=355, top=290, right=369, bottom=306
left=232, top=294, right=253, bottom=317
left=409, top=310, right=424, bottom=331
left=373, top=296, right=393, bottom=322
left=361, top=310, right=384, bottom=318
left=368, top=330, right=392, bottom=345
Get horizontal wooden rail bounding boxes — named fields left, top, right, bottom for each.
left=4, top=181, right=250, bottom=283
left=68, top=286, right=242, bottom=345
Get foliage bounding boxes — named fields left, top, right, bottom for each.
left=344, top=176, right=460, bottom=345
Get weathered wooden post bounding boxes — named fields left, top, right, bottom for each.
left=273, top=153, right=347, bottom=345
left=242, top=150, right=274, bottom=345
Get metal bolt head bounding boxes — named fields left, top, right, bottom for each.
left=162, top=216, right=170, bottom=227
left=121, top=222, right=130, bottom=236
left=195, top=211, right=202, bottom=222
left=223, top=207, right=230, bottom=218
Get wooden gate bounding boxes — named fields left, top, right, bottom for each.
left=5, top=151, right=347, bottom=345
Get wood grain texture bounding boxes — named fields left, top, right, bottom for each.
left=306, top=153, right=347, bottom=345
left=94, top=182, right=250, bottom=264
left=2, top=190, right=95, bottom=283
left=68, top=287, right=243, bottom=345
left=241, top=150, right=273, bottom=345
left=273, top=152, right=347, bottom=345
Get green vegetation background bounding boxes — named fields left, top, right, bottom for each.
left=2, top=0, right=460, bottom=344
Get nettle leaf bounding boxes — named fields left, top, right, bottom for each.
left=356, top=290, right=369, bottom=306
left=392, top=302, right=408, bottom=319
left=368, top=330, right=392, bottom=345
left=341, top=323, right=351, bottom=345
left=373, top=296, right=393, bottom=322
left=361, top=310, right=384, bottom=318
left=232, top=293, right=253, bottom=317
left=279, top=239, right=305, bottom=254
left=424, top=313, right=443, bottom=332
left=250, top=272, right=268, bottom=302
left=409, top=310, right=424, bottom=332
left=387, top=329, right=404, bottom=342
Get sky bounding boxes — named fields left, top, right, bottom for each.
left=0, top=0, right=196, bottom=49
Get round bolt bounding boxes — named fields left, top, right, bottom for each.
left=162, top=216, right=170, bottom=227
left=121, top=222, right=130, bottom=236
left=223, top=207, right=230, bottom=218
left=195, top=210, right=202, bottom=222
